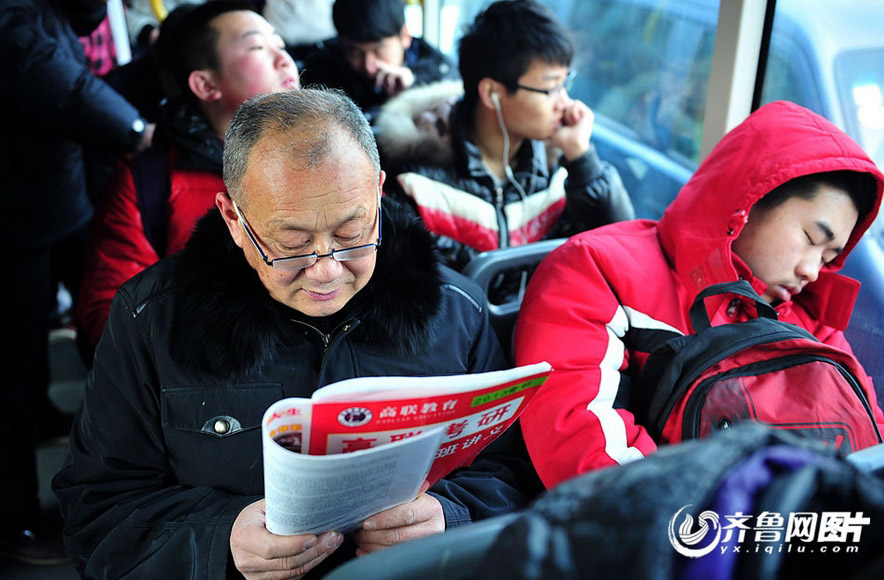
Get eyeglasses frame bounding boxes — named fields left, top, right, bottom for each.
left=231, top=193, right=382, bottom=271
left=516, top=69, right=576, bottom=97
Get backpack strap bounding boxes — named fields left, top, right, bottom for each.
left=689, top=280, right=778, bottom=332
left=130, top=145, right=171, bottom=257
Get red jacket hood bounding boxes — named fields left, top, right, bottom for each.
left=658, top=101, right=883, bottom=329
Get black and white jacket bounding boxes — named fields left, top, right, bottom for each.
left=54, top=198, right=542, bottom=579
left=375, top=81, right=635, bottom=271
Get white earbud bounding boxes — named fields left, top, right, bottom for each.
left=490, top=91, right=501, bottom=111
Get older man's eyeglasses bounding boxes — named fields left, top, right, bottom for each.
left=232, top=198, right=382, bottom=271
left=516, top=70, right=576, bottom=97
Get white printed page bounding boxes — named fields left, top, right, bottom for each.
left=259, top=362, right=553, bottom=535
left=262, top=426, right=444, bottom=535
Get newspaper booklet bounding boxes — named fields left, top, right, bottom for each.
left=261, top=361, right=552, bottom=535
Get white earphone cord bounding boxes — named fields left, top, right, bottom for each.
left=491, top=93, right=534, bottom=248
left=491, top=93, right=532, bottom=296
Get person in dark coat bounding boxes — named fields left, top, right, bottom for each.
left=300, top=0, right=456, bottom=122
left=0, top=0, right=152, bottom=564
left=53, top=88, right=542, bottom=579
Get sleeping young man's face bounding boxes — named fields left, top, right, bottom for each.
left=732, top=184, right=858, bottom=304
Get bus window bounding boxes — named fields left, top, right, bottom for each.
left=760, top=19, right=823, bottom=118
left=567, top=0, right=716, bottom=164
left=551, top=0, right=719, bottom=218
left=838, top=51, right=884, bottom=176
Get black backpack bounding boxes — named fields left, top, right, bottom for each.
left=632, top=281, right=882, bottom=454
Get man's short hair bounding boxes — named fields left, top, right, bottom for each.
left=224, top=89, right=381, bottom=204
left=757, top=170, right=878, bottom=226
left=154, top=0, right=257, bottom=101
left=332, top=0, right=406, bottom=43
left=458, top=0, right=574, bottom=107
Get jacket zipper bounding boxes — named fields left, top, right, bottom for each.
left=291, top=318, right=357, bottom=354
left=495, top=185, right=509, bottom=249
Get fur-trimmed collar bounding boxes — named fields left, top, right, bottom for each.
left=375, top=80, right=564, bottom=175
left=169, top=197, right=442, bottom=376
left=375, top=80, right=464, bottom=171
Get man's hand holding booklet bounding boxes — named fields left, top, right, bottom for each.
left=261, top=361, right=552, bottom=535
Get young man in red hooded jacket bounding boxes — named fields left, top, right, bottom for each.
left=515, top=100, right=884, bottom=489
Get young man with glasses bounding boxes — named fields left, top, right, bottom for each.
left=54, top=89, right=542, bottom=579
left=375, top=0, right=634, bottom=272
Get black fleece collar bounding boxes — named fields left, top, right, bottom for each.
left=154, top=97, right=224, bottom=174
left=169, top=197, right=443, bottom=376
